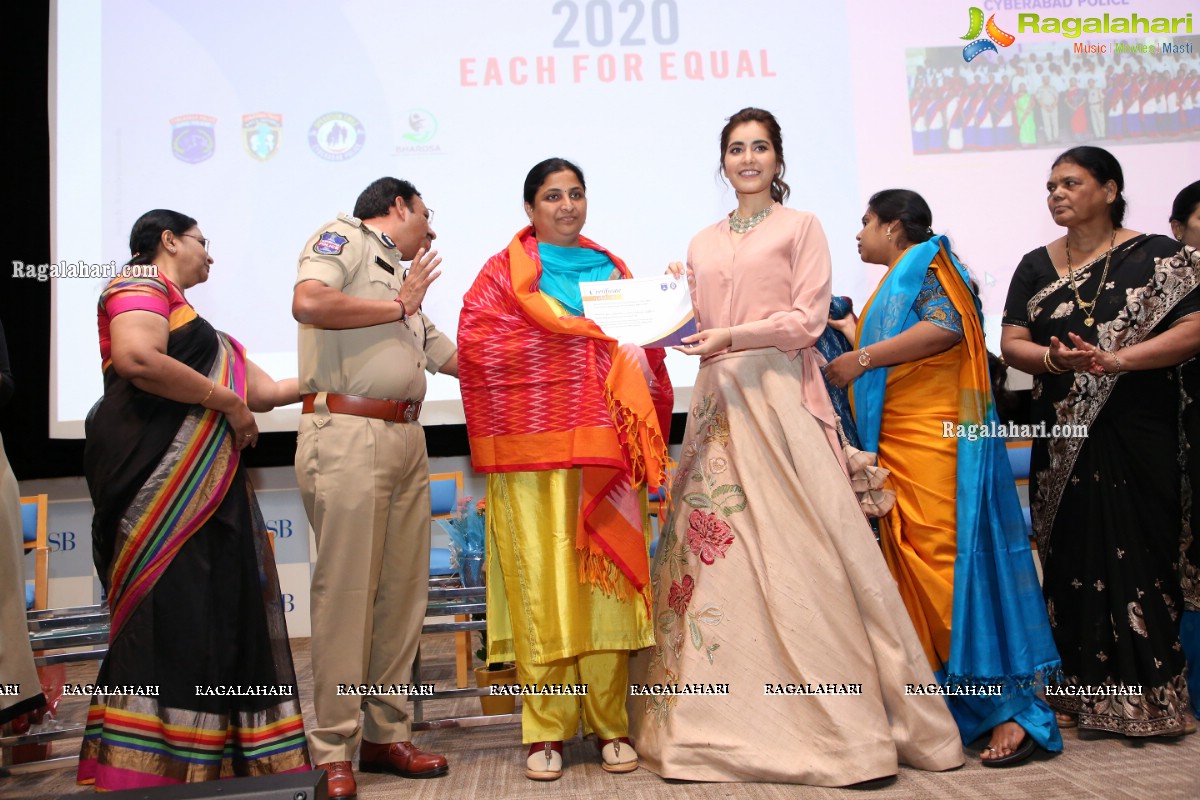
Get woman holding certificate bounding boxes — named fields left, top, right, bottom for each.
left=629, top=108, right=962, bottom=786
left=457, top=158, right=674, bottom=781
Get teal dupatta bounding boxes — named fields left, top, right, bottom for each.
left=536, top=242, right=616, bottom=316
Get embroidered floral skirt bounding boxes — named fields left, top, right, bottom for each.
left=629, top=349, right=963, bottom=785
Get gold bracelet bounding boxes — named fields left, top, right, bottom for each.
left=1045, top=348, right=1068, bottom=375
left=1043, top=348, right=1067, bottom=375
left=1111, top=353, right=1121, bottom=374
left=201, top=380, right=216, bottom=406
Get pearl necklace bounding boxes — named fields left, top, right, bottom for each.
left=729, top=206, right=772, bottom=234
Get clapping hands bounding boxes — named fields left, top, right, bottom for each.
left=1060, top=333, right=1122, bottom=375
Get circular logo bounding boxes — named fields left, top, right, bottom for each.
left=170, top=114, right=217, bottom=164
left=308, top=112, right=366, bottom=161
left=402, top=109, right=438, bottom=144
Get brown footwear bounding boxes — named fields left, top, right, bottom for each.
left=316, top=761, right=357, bottom=799
left=360, top=740, right=449, bottom=778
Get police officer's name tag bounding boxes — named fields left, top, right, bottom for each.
left=580, top=275, right=696, bottom=348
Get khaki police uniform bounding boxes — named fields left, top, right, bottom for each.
left=0, top=433, right=45, bottom=724
left=295, top=214, right=455, bottom=765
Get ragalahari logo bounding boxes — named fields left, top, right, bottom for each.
left=961, top=7, right=1015, bottom=62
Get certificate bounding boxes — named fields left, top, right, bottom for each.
left=579, top=275, right=697, bottom=347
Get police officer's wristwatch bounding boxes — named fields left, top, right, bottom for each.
left=857, top=348, right=873, bottom=369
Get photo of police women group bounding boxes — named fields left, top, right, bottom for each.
left=908, top=38, right=1200, bottom=154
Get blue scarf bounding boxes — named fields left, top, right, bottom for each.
left=536, top=242, right=616, bottom=316
left=816, top=297, right=861, bottom=450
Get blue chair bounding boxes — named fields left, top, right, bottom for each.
left=430, top=472, right=461, bottom=519
left=1006, top=440, right=1034, bottom=540
left=429, top=472, right=463, bottom=577
left=647, top=486, right=667, bottom=558
left=427, top=471, right=471, bottom=687
left=1007, top=440, right=1032, bottom=484
left=21, top=495, right=48, bottom=610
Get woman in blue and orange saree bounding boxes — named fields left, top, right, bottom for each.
left=79, top=210, right=309, bottom=791
left=825, top=189, right=1061, bottom=768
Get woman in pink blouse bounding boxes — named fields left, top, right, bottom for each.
left=628, top=108, right=963, bottom=785
left=80, top=210, right=309, bottom=790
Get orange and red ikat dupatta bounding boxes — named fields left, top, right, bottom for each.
left=459, top=227, right=672, bottom=607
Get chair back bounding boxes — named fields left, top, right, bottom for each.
left=429, top=472, right=464, bottom=578
left=430, top=472, right=463, bottom=518
left=21, top=495, right=46, bottom=544
left=1006, top=439, right=1032, bottom=485
left=21, top=494, right=49, bottom=610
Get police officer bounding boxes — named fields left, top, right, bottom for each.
left=292, top=177, right=457, bottom=798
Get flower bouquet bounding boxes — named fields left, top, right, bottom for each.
left=442, top=496, right=486, bottom=587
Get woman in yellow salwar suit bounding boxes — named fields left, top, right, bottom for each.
left=825, top=189, right=1060, bottom=768
left=457, top=158, right=673, bottom=781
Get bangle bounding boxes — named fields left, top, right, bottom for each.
left=395, top=297, right=408, bottom=321
left=1043, top=348, right=1068, bottom=375
left=1049, top=350, right=1068, bottom=374
left=201, top=380, right=216, bottom=406
left=1111, top=353, right=1122, bottom=374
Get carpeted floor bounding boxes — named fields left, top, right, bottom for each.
left=5, top=635, right=1199, bottom=799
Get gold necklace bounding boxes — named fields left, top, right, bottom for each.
left=1065, top=230, right=1116, bottom=327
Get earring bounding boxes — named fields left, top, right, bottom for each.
left=886, top=228, right=893, bottom=242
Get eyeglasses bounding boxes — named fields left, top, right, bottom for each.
left=181, top=233, right=210, bottom=252
left=397, top=198, right=435, bottom=225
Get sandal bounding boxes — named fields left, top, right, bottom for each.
left=596, top=736, right=638, bottom=773
left=981, top=734, right=1037, bottom=768
left=525, top=741, right=563, bottom=781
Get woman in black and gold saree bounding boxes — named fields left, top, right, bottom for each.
left=1171, top=180, right=1200, bottom=720
left=79, top=210, right=309, bottom=790
left=1002, top=147, right=1200, bottom=737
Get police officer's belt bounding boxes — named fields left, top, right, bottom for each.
left=300, top=393, right=422, bottom=423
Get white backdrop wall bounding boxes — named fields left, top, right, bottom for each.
left=49, top=0, right=1200, bottom=434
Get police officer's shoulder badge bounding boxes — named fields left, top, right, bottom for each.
left=314, top=231, right=350, bottom=255
left=336, top=212, right=362, bottom=228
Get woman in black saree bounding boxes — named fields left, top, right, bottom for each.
left=1001, top=147, right=1200, bottom=737
left=79, top=210, right=310, bottom=790
left=1171, top=180, right=1200, bottom=720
